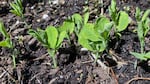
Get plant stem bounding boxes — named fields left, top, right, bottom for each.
left=52, top=55, right=57, bottom=68
left=11, top=54, right=16, bottom=68
left=140, top=40, right=144, bottom=53
left=48, top=49, right=57, bottom=68
left=94, top=52, right=99, bottom=63
left=11, top=48, right=18, bottom=68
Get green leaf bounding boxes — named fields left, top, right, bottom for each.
left=78, top=35, right=93, bottom=51
left=104, top=22, right=113, bottom=32
left=102, top=22, right=113, bottom=39
left=58, top=20, right=75, bottom=34
left=83, top=12, right=89, bottom=25
left=56, top=31, right=66, bottom=48
left=137, top=22, right=143, bottom=40
left=94, top=16, right=110, bottom=33
left=99, top=41, right=107, bottom=52
left=110, top=0, right=116, bottom=12
left=130, top=52, right=147, bottom=60
left=142, top=9, right=150, bottom=22
left=16, top=0, right=23, bottom=10
left=117, top=11, right=130, bottom=32
left=71, top=13, right=83, bottom=34
left=10, top=10, right=19, bottom=17
left=37, top=28, right=47, bottom=44
left=144, top=52, right=150, bottom=59
left=28, top=29, right=47, bottom=45
left=10, top=0, right=23, bottom=18
left=135, top=7, right=141, bottom=21
left=72, top=13, right=82, bottom=24
left=0, top=39, right=12, bottom=48
left=46, top=26, right=58, bottom=49
left=80, top=23, right=102, bottom=41
left=109, top=0, right=117, bottom=22
left=0, top=21, right=9, bottom=38
left=143, top=18, right=150, bottom=36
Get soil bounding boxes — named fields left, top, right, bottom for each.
left=0, top=0, right=150, bottom=84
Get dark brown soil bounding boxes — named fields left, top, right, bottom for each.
left=0, top=0, right=150, bottom=84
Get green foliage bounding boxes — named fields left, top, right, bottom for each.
left=0, top=21, right=17, bottom=68
left=10, top=0, right=24, bottom=19
left=109, top=0, right=130, bottom=33
left=58, top=20, right=75, bottom=35
left=130, top=52, right=150, bottom=61
left=70, top=12, right=90, bottom=36
left=78, top=16, right=113, bottom=60
left=28, top=26, right=66, bottom=68
left=109, top=0, right=117, bottom=22
left=130, top=8, right=150, bottom=61
left=117, top=11, right=130, bottom=32
left=0, top=21, right=12, bottom=48
left=135, top=7, right=150, bottom=53
left=46, top=26, right=66, bottom=49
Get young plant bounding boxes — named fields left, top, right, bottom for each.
left=0, top=21, right=17, bottom=68
left=28, top=26, right=66, bottom=68
left=67, top=12, right=89, bottom=37
left=130, top=8, right=150, bottom=61
left=78, top=16, right=113, bottom=61
left=109, top=0, right=130, bottom=36
left=10, top=0, right=24, bottom=19
left=135, top=7, right=150, bottom=53
left=130, top=52, right=150, bottom=61
left=57, top=20, right=75, bottom=44
left=58, top=12, right=89, bottom=45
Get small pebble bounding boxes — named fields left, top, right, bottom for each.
left=37, top=19, right=41, bottom=22
left=60, top=75, right=63, bottom=78
left=42, top=14, right=49, bottom=20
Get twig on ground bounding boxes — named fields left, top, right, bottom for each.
left=33, top=53, right=49, bottom=61
left=90, top=53, right=109, bottom=70
left=0, top=70, right=6, bottom=78
left=110, top=68, right=118, bottom=84
left=29, top=73, right=41, bottom=83
left=81, top=60, right=93, bottom=64
left=49, top=77, right=58, bottom=84
left=125, top=77, right=150, bottom=84
left=0, top=65, right=16, bottom=82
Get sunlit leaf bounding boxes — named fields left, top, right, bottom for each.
left=135, top=7, right=141, bottom=21
left=46, top=26, right=58, bottom=49
left=130, top=52, right=147, bottom=60
left=58, top=20, right=75, bottom=34
left=144, top=52, right=150, bottom=59
left=56, top=31, right=66, bottom=48
left=117, top=11, right=130, bottom=32
left=83, top=12, right=89, bottom=25
left=80, top=23, right=103, bottom=41
left=94, top=16, right=110, bottom=33
left=0, top=39, right=12, bottom=48
left=78, top=35, right=93, bottom=51
left=0, top=21, right=9, bottom=38
left=142, top=9, right=150, bottom=22
left=28, top=29, right=47, bottom=45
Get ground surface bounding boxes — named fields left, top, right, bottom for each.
left=0, top=0, right=150, bottom=84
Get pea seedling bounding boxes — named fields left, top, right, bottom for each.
left=109, top=0, right=130, bottom=37
left=130, top=8, right=150, bottom=61
left=78, top=16, right=113, bottom=61
left=28, top=26, right=66, bottom=68
left=69, top=12, right=89, bottom=37
left=10, top=0, right=24, bottom=19
left=0, top=21, right=17, bottom=68
left=58, top=12, right=90, bottom=45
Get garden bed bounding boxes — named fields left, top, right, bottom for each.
left=0, top=0, right=150, bottom=84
